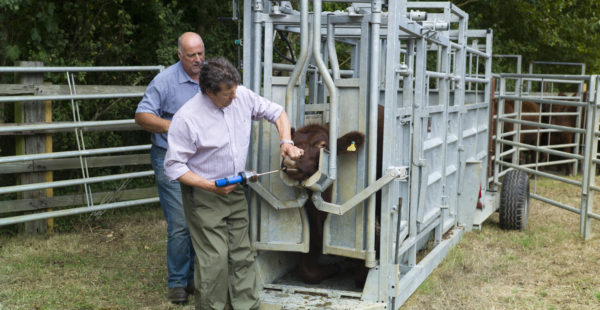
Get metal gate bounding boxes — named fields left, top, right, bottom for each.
left=493, top=72, right=599, bottom=240
left=0, top=65, right=161, bottom=231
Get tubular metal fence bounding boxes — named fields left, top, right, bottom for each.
left=0, top=65, right=163, bottom=230
left=493, top=73, right=599, bottom=240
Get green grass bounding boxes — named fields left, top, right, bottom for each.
left=0, top=205, right=192, bottom=309
left=1, top=176, right=599, bottom=309
left=404, top=176, right=600, bottom=310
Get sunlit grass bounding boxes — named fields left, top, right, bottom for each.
left=405, top=176, right=600, bottom=309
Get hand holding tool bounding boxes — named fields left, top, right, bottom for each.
left=214, top=170, right=280, bottom=187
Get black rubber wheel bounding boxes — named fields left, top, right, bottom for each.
left=499, top=170, right=530, bottom=231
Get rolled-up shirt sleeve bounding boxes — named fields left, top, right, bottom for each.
left=164, top=118, right=196, bottom=181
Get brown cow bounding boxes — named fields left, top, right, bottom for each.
left=282, top=125, right=365, bottom=284
left=281, top=105, right=384, bottom=286
left=542, top=92, right=583, bottom=175
left=502, top=100, right=544, bottom=164
left=497, top=94, right=584, bottom=175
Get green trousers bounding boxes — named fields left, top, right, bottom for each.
left=181, top=184, right=259, bottom=310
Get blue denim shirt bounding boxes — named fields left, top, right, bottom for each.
left=136, top=61, right=200, bottom=149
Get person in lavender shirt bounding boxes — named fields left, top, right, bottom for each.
left=164, top=57, right=303, bottom=310
left=135, top=32, right=204, bottom=304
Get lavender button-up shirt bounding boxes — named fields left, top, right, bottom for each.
left=164, top=85, right=283, bottom=181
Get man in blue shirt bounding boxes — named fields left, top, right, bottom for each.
left=135, top=32, right=204, bottom=304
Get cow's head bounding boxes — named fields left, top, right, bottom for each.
left=282, top=124, right=365, bottom=181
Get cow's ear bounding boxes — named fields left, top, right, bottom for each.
left=291, top=127, right=296, bottom=139
left=337, top=131, right=365, bottom=154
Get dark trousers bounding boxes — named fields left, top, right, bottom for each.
left=181, top=184, right=259, bottom=310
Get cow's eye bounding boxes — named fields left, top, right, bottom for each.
left=316, top=141, right=327, bottom=149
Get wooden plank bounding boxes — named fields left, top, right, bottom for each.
left=16, top=61, right=47, bottom=233
left=0, top=187, right=158, bottom=214
left=44, top=98, right=54, bottom=230
left=0, top=84, right=147, bottom=95
left=0, top=84, right=36, bottom=95
left=0, top=154, right=151, bottom=174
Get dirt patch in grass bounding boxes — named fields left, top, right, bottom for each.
left=1, top=176, right=599, bottom=309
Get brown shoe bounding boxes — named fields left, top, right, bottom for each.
left=168, top=287, right=188, bottom=304
left=185, top=282, right=195, bottom=295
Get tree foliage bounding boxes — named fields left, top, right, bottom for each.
left=457, top=0, right=600, bottom=74
left=0, top=0, right=241, bottom=148
left=0, top=0, right=240, bottom=195
left=1, top=0, right=598, bottom=74
left=0, top=0, right=239, bottom=69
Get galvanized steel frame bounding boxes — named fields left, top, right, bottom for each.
left=494, top=73, right=599, bottom=240
left=244, top=1, right=493, bottom=308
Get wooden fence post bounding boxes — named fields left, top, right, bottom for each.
left=15, top=61, right=48, bottom=234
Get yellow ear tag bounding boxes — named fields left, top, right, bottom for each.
left=347, top=141, right=356, bottom=152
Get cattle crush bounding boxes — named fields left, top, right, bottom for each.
left=244, top=0, right=496, bottom=308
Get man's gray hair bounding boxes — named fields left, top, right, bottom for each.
left=199, top=57, right=241, bottom=94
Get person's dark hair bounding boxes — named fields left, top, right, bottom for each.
left=199, top=57, right=241, bottom=94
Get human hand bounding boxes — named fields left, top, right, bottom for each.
left=209, top=182, right=237, bottom=195
left=281, top=142, right=303, bottom=160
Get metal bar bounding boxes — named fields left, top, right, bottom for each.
left=502, top=111, right=580, bottom=117
left=499, top=117, right=586, bottom=134
left=285, top=0, right=309, bottom=122
left=327, top=14, right=341, bottom=80
left=519, top=158, right=575, bottom=169
left=498, top=138, right=583, bottom=161
left=0, top=66, right=163, bottom=73
left=501, top=73, right=590, bottom=80
left=244, top=0, right=258, bottom=245
left=312, top=0, right=338, bottom=187
left=582, top=75, right=598, bottom=239
left=249, top=0, right=263, bottom=196
left=271, top=63, right=353, bottom=76
left=465, top=77, right=489, bottom=84
left=0, top=170, right=154, bottom=195
left=0, top=93, right=144, bottom=103
left=252, top=1, right=263, bottom=93
left=382, top=0, right=404, bottom=304
left=481, top=29, right=493, bottom=189
left=464, top=46, right=488, bottom=58
left=497, top=160, right=581, bottom=186
left=0, top=198, right=159, bottom=227
left=425, top=71, right=459, bottom=80
left=248, top=182, right=308, bottom=210
left=494, top=77, right=506, bottom=186
left=0, top=119, right=136, bottom=134
left=531, top=193, right=580, bottom=214
left=67, top=72, right=93, bottom=207
left=530, top=60, right=586, bottom=67
left=366, top=0, right=382, bottom=270
left=0, top=145, right=150, bottom=164
left=498, top=95, right=587, bottom=107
